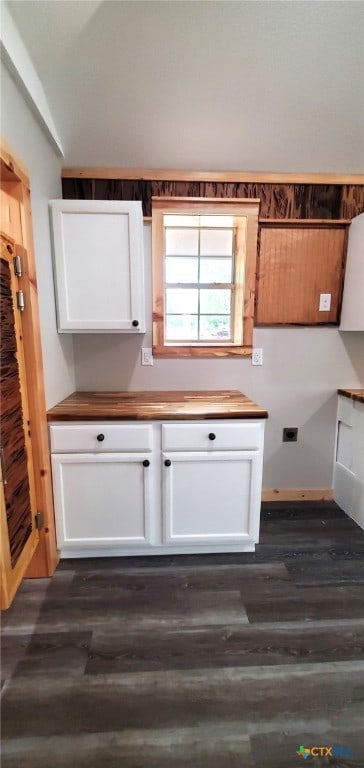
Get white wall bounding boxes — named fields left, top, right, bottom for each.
left=0, top=63, right=75, bottom=408
left=73, top=224, right=364, bottom=489
left=8, top=0, right=364, bottom=171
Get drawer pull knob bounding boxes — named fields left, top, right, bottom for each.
left=164, top=459, right=171, bottom=467
left=143, top=459, right=150, bottom=467
left=96, top=434, right=105, bottom=442
left=208, top=432, right=216, bottom=441
left=132, top=320, right=139, bottom=327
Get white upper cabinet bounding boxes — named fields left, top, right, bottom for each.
left=50, top=200, right=145, bottom=332
left=340, top=212, right=364, bottom=331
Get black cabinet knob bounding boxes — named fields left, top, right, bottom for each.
left=96, top=434, right=105, bottom=442
left=208, top=433, right=216, bottom=441
left=132, top=320, right=139, bottom=327
left=164, top=459, right=171, bottom=467
left=143, top=459, right=150, bottom=467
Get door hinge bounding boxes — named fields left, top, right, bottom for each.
left=16, top=290, right=25, bottom=311
left=13, top=254, right=23, bottom=277
left=34, top=512, right=44, bottom=531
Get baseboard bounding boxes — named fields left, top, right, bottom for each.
left=262, top=488, right=333, bottom=502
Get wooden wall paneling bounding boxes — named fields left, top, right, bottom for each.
left=341, top=186, right=364, bottom=219
left=61, top=177, right=95, bottom=200
left=306, top=185, right=342, bottom=219
left=256, top=222, right=348, bottom=325
left=62, top=177, right=364, bottom=222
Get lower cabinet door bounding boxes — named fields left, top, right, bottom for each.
left=163, top=451, right=261, bottom=545
left=51, top=453, right=152, bottom=549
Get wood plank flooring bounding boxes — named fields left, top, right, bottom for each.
left=1, top=501, right=364, bottom=767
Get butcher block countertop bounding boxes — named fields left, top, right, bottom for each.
left=338, top=388, right=364, bottom=405
left=47, top=390, right=268, bottom=421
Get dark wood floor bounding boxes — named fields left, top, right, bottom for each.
left=1, top=501, right=364, bottom=767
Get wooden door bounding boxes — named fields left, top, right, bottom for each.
left=0, top=235, right=39, bottom=609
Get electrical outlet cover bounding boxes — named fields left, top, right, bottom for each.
left=252, top=348, right=263, bottom=366
left=141, top=348, right=153, bottom=366
left=319, top=293, right=331, bottom=312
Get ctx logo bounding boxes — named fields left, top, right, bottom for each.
left=297, top=745, right=354, bottom=759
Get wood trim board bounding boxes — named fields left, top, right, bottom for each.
left=62, top=168, right=364, bottom=185
left=262, top=489, right=333, bottom=502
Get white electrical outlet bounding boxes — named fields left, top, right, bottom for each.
left=252, top=348, right=263, bottom=366
left=319, top=293, right=331, bottom=312
left=141, top=348, right=153, bottom=366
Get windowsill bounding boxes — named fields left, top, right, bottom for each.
left=152, top=345, right=252, bottom=358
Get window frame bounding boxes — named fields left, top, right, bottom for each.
left=152, top=196, right=260, bottom=357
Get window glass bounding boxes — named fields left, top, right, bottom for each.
left=166, top=288, right=198, bottom=314
left=200, top=228, right=233, bottom=256
left=199, top=258, right=232, bottom=283
left=166, top=314, right=198, bottom=341
left=165, top=228, right=198, bottom=256
left=165, top=257, right=199, bottom=283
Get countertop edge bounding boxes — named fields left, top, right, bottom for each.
left=47, top=410, right=269, bottom=422
left=338, top=388, right=364, bottom=405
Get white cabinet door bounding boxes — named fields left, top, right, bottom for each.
left=50, top=200, right=145, bottom=332
left=340, top=212, right=364, bottom=331
left=162, top=451, right=261, bottom=545
left=51, top=453, right=153, bottom=550
left=334, top=398, right=364, bottom=530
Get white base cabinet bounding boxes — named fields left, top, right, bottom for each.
left=334, top=396, right=364, bottom=530
left=50, top=419, right=265, bottom=557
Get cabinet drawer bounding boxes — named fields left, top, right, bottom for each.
left=49, top=424, right=153, bottom=453
left=162, top=422, right=263, bottom=451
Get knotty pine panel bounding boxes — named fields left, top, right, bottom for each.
left=256, top=224, right=347, bottom=325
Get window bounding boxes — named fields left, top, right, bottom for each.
left=152, top=197, right=260, bottom=357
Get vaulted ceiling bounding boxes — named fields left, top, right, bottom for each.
left=5, top=0, right=364, bottom=171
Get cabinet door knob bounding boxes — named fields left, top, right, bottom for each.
left=164, top=459, right=171, bottom=467
left=132, top=320, right=139, bottom=327
left=143, top=459, right=150, bottom=467
left=208, top=432, right=216, bottom=441
left=96, top=433, right=105, bottom=442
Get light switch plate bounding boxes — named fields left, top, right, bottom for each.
left=319, top=293, right=331, bottom=312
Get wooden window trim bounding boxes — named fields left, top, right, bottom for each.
left=152, top=197, right=259, bottom=357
